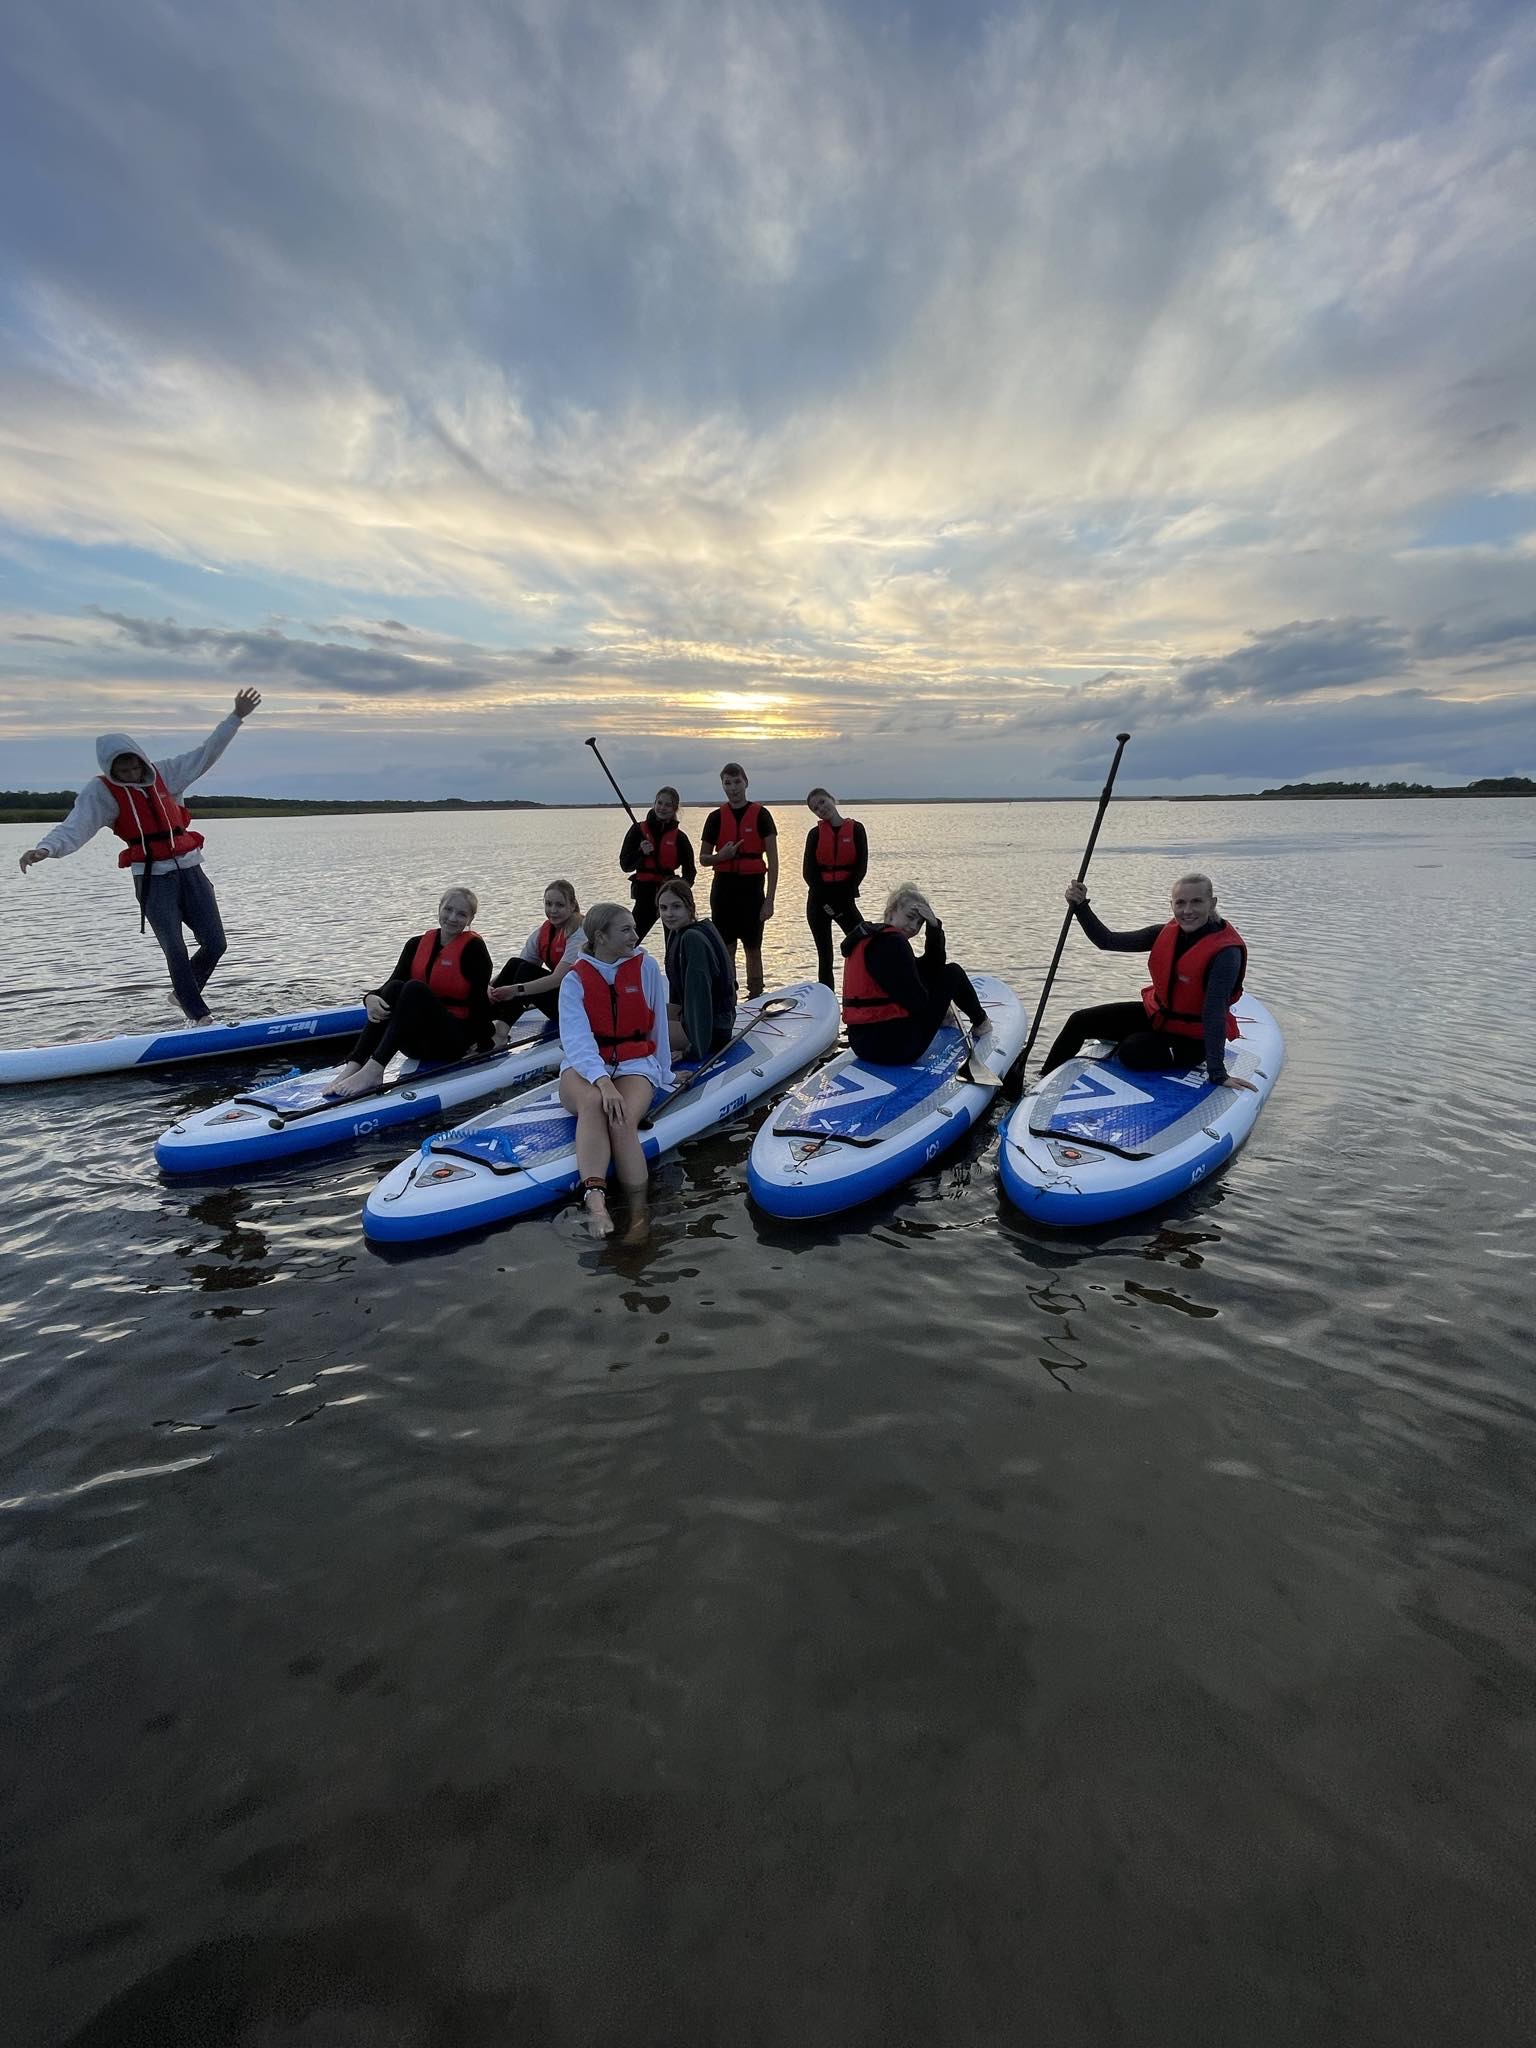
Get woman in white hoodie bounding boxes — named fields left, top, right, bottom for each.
left=18, top=690, right=261, bottom=1023
left=557, top=901, right=672, bottom=1238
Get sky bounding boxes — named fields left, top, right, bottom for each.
left=1, top=0, right=1533, bottom=802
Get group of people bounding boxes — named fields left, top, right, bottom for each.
left=19, top=709, right=1254, bottom=1229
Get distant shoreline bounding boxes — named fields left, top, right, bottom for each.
left=1, top=784, right=1531, bottom=825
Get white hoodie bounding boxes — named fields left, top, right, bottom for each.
left=36, top=715, right=243, bottom=874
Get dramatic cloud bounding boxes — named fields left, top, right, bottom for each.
left=0, top=0, right=1533, bottom=796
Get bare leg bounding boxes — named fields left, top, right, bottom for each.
left=610, top=1074, right=655, bottom=1245
left=742, top=942, right=765, bottom=998
left=560, top=1069, right=617, bottom=1236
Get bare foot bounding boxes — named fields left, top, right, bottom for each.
left=582, top=1188, right=614, bottom=1238
left=325, top=1058, right=384, bottom=1101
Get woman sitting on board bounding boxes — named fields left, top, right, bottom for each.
left=841, top=884, right=991, bottom=1066
left=1042, top=873, right=1254, bottom=1089
left=619, top=787, right=697, bottom=940
left=326, top=886, right=493, bottom=1100
left=655, top=879, right=737, bottom=1061
left=558, top=901, right=673, bottom=1238
left=490, top=879, right=586, bottom=1035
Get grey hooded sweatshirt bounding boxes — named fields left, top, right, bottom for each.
left=36, top=715, right=242, bottom=874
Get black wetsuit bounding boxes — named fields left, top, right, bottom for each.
left=1042, top=905, right=1243, bottom=1083
left=843, top=921, right=986, bottom=1067
left=345, top=933, right=493, bottom=1068
left=620, top=815, right=697, bottom=939
left=802, top=819, right=868, bottom=987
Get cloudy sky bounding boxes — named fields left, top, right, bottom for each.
left=2, top=0, right=1533, bottom=800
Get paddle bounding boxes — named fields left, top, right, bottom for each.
left=639, top=995, right=800, bottom=1127
left=584, top=737, right=641, bottom=827
left=1012, top=731, right=1132, bottom=1078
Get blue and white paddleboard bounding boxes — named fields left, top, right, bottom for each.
left=363, top=982, right=839, bottom=1244
left=0, top=1003, right=367, bottom=1087
left=747, top=974, right=1028, bottom=1220
left=997, top=994, right=1284, bottom=1227
left=155, top=1015, right=562, bottom=1174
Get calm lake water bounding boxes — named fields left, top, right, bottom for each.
left=2, top=799, right=1534, bottom=2047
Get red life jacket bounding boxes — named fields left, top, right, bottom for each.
left=1141, top=920, right=1246, bottom=1041
left=814, top=818, right=859, bottom=885
left=101, top=771, right=205, bottom=870
left=841, top=926, right=911, bottom=1027
left=536, top=919, right=572, bottom=971
left=409, top=928, right=482, bottom=1020
left=634, top=818, right=682, bottom=882
left=575, top=955, right=657, bottom=1064
left=712, top=801, right=766, bottom=876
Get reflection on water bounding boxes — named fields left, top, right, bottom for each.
left=2, top=801, right=1535, bottom=2045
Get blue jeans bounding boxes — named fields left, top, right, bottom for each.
left=140, top=864, right=228, bottom=1020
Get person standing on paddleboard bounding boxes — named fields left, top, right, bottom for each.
left=558, top=902, right=673, bottom=1240
left=17, top=688, right=262, bottom=1025
left=699, top=762, right=777, bottom=1000
left=1043, top=873, right=1256, bottom=1089
left=489, top=879, right=588, bottom=1035
left=842, top=883, right=991, bottom=1066
left=655, top=880, right=736, bottom=1061
left=619, top=787, right=696, bottom=940
left=802, top=787, right=868, bottom=989
left=325, top=887, right=494, bottom=1101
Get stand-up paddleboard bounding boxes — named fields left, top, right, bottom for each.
left=364, top=982, right=839, bottom=1244
left=747, top=974, right=1028, bottom=1220
left=155, top=1015, right=562, bottom=1174
left=0, top=1004, right=368, bottom=1087
left=998, top=995, right=1284, bottom=1226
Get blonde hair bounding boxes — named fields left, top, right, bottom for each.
left=883, top=881, right=932, bottom=924
left=1172, top=872, right=1215, bottom=897
left=582, top=901, right=631, bottom=950
left=440, top=886, right=479, bottom=917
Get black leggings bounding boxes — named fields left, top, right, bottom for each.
left=347, top=978, right=475, bottom=1068
left=630, top=882, right=663, bottom=940
left=848, top=962, right=987, bottom=1067
left=1042, top=999, right=1199, bottom=1075
left=806, top=888, right=861, bottom=988
left=491, top=956, right=560, bottom=1025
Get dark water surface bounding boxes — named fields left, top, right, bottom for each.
left=3, top=801, right=1534, bottom=2046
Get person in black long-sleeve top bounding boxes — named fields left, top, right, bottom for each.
left=619, top=787, right=696, bottom=939
left=1042, top=873, right=1255, bottom=1088
left=802, top=787, right=868, bottom=988
left=326, top=886, right=494, bottom=1100
left=842, top=884, right=990, bottom=1067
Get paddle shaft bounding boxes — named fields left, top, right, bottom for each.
left=1016, top=732, right=1132, bottom=1070
left=583, top=737, right=641, bottom=827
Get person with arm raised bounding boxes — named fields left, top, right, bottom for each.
left=17, top=689, right=262, bottom=1024
left=842, top=883, right=990, bottom=1067
left=1041, top=872, right=1254, bottom=1089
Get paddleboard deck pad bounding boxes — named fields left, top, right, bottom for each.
left=0, top=1004, right=368, bottom=1086
left=155, top=1016, right=562, bottom=1173
left=363, top=981, right=839, bottom=1243
left=747, top=973, right=1027, bottom=1219
left=998, top=994, right=1284, bottom=1226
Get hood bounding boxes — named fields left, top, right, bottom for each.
left=95, top=731, right=155, bottom=781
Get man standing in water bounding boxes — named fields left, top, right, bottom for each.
left=699, top=761, right=778, bottom=998
left=18, top=688, right=263, bottom=1024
